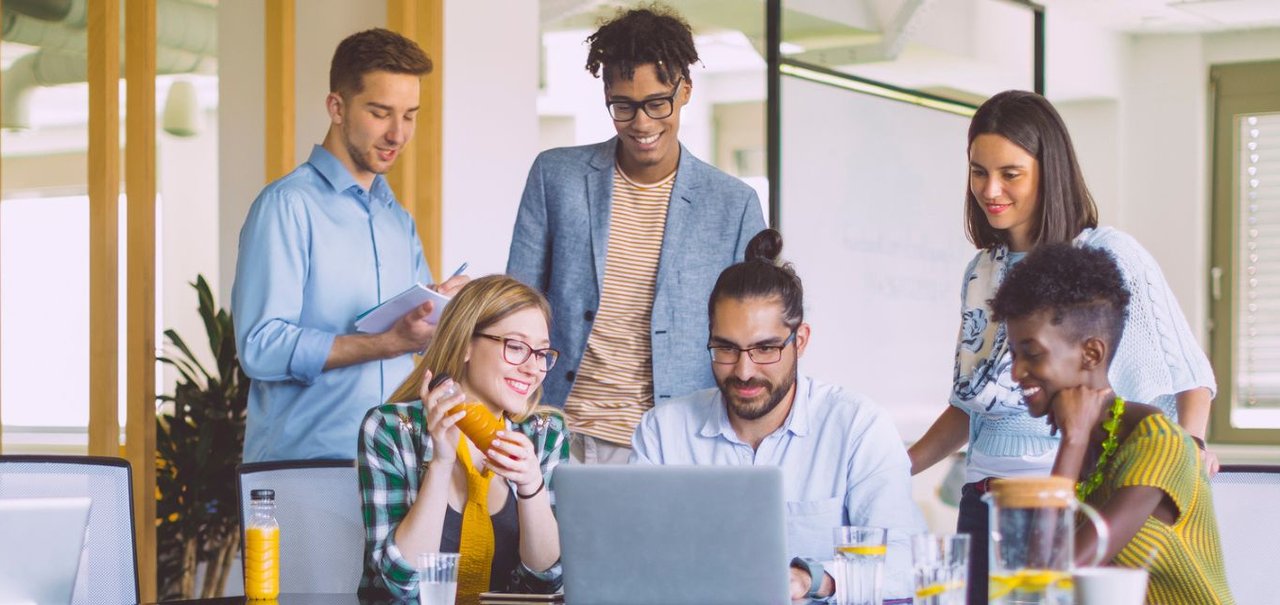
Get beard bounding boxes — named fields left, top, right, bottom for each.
left=344, top=137, right=384, bottom=176
left=717, top=361, right=798, bottom=422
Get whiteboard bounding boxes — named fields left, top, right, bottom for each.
left=780, top=77, right=977, bottom=440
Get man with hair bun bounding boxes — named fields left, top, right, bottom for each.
left=632, top=229, right=924, bottom=602
left=233, top=28, right=467, bottom=462
left=507, top=4, right=766, bottom=463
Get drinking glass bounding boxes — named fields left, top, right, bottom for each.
left=417, top=552, right=460, bottom=605
left=832, top=526, right=886, bottom=605
left=911, top=533, right=970, bottom=605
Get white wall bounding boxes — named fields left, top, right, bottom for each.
left=1057, top=100, right=1122, bottom=228
left=216, top=0, right=265, bottom=303
left=1120, top=34, right=1210, bottom=338
left=158, top=107, right=222, bottom=377
left=440, top=0, right=540, bottom=277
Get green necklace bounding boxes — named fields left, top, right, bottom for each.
left=1075, top=396, right=1126, bottom=502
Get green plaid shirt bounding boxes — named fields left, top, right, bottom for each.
left=357, top=402, right=570, bottom=599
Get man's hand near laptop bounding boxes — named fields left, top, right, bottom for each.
left=323, top=274, right=470, bottom=371
left=790, top=566, right=834, bottom=601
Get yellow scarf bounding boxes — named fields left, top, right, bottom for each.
left=456, top=439, right=495, bottom=605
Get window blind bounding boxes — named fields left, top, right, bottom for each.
left=1237, top=112, right=1280, bottom=408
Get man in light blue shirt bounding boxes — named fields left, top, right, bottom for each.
left=631, top=229, right=924, bottom=602
left=232, top=29, right=464, bottom=462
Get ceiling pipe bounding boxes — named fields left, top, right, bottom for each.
left=3, top=0, right=74, bottom=23
left=1, top=0, right=216, bottom=129
left=3, top=47, right=204, bottom=129
left=1, top=11, right=87, bottom=54
left=3, top=0, right=214, bottom=55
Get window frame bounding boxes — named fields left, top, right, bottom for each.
left=1209, top=60, right=1280, bottom=444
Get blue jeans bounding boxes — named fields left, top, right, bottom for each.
left=957, top=482, right=990, bottom=605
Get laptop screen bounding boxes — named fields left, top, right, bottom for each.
left=555, top=465, right=789, bottom=605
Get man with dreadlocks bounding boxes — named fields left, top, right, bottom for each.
left=507, top=4, right=766, bottom=464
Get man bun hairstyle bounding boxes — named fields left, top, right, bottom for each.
left=990, top=243, right=1130, bottom=362
left=709, top=229, right=804, bottom=329
left=585, top=3, right=700, bottom=85
left=330, top=28, right=433, bottom=98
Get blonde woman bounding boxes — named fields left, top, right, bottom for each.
left=357, top=275, right=569, bottom=602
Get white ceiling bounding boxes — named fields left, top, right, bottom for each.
left=1038, top=0, right=1280, bottom=33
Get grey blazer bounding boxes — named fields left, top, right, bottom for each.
left=506, top=138, right=766, bottom=407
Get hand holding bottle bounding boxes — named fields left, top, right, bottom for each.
left=421, top=369, right=466, bottom=463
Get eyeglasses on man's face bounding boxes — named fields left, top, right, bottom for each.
left=606, top=77, right=684, bottom=122
left=707, top=330, right=797, bottom=365
left=474, top=333, right=560, bottom=372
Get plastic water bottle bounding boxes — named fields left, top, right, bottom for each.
left=245, top=488, right=280, bottom=599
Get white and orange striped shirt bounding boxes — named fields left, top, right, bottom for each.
left=563, top=165, right=674, bottom=445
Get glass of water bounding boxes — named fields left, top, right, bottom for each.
left=912, top=533, right=970, bottom=605
left=417, top=552, right=460, bottom=605
left=832, top=526, right=887, bottom=605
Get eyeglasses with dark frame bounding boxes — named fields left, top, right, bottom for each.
left=605, top=77, right=684, bottom=122
left=474, top=333, right=560, bottom=372
left=707, top=330, right=797, bottom=365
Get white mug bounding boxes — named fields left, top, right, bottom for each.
left=1072, top=566, right=1148, bottom=605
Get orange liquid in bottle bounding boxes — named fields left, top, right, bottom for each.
left=244, top=526, right=279, bottom=599
left=449, top=401, right=504, bottom=451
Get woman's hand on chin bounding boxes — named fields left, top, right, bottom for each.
left=1049, top=385, right=1113, bottom=443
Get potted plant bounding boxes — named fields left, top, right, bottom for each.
left=155, top=275, right=249, bottom=599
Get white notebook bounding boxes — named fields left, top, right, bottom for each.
left=354, top=283, right=451, bottom=333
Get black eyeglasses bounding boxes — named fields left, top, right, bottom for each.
left=707, top=330, right=796, bottom=365
left=606, top=77, right=684, bottom=122
left=475, top=333, right=560, bottom=372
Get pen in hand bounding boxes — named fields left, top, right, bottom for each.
left=431, top=262, right=469, bottom=298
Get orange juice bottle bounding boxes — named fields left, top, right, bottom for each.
left=449, top=401, right=504, bottom=451
left=430, top=373, right=505, bottom=452
left=244, top=489, right=280, bottom=599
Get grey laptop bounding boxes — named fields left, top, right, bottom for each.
left=555, top=465, right=790, bottom=605
left=0, top=496, right=92, bottom=605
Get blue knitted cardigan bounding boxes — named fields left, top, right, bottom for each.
left=949, top=227, right=1217, bottom=459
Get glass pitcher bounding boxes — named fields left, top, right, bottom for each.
left=983, top=476, right=1109, bottom=604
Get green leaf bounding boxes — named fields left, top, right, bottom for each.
left=164, top=329, right=212, bottom=382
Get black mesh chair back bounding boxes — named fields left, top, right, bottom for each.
left=1211, top=464, right=1280, bottom=604
left=0, top=455, right=138, bottom=604
left=237, top=459, right=364, bottom=594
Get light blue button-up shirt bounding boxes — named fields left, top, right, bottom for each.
left=631, top=375, right=925, bottom=601
left=232, top=145, right=431, bottom=462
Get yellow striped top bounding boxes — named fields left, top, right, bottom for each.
left=1090, top=413, right=1234, bottom=605
left=563, top=166, right=674, bottom=446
